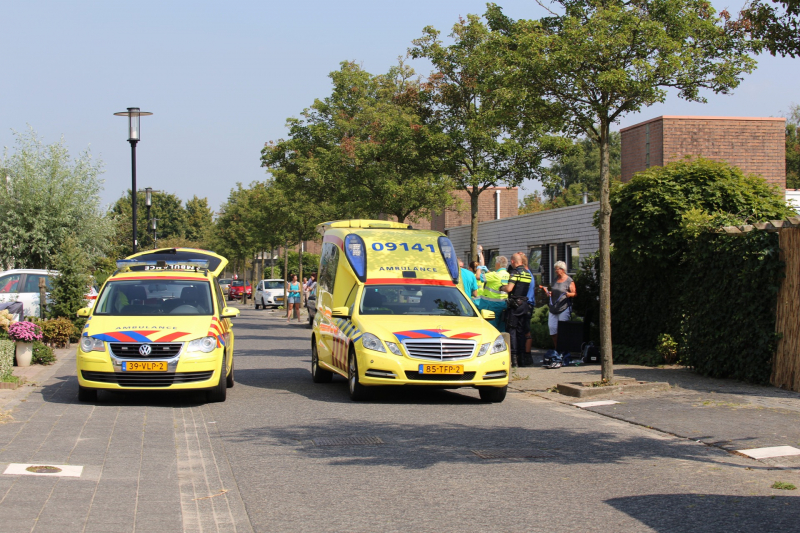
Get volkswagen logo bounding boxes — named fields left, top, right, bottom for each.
left=138, top=344, right=152, bottom=357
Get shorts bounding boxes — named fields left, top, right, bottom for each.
left=548, top=309, right=571, bottom=335
left=287, top=297, right=299, bottom=304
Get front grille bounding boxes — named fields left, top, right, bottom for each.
left=109, top=343, right=182, bottom=359
left=401, top=339, right=476, bottom=361
left=404, top=371, right=476, bottom=381
left=81, top=370, right=213, bottom=387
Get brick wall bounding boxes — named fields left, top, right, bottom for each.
left=406, top=187, right=519, bottom=231
left=621, top=116, right=786, bottom=189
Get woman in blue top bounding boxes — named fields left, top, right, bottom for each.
left=287, top=274, right=302, bottom=323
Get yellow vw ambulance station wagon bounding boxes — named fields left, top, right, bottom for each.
left=75, top=248, right=239, bottom=403
left=310, top=220, right=510, bottom=402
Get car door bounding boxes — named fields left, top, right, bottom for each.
left=0, top=273, right=22, bottom=308
left=20, top=273, right=52, bottom=318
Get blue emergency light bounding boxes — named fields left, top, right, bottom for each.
left=115, top=259, right=210, bottom=271
left=344, top=234, right=367, bottom=282
left=438, top=236, right=459, bottom=283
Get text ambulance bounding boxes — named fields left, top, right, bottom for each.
left=310, top=220, right=509, bottom=402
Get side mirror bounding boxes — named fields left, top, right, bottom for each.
left=221, top=307, right=240, bottom=319
left=480, top=309, right=495, bottom=320
left=331, top=307, right=350, bottom=318
left=76, top=307, right=92, bottom=318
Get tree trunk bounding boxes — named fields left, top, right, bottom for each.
left=270, top=247, right=275, bottom=278
left=469, top=188, right=480, bottom=263
left=284, top=242, right=290, bottom=319
left=298, top=242, right=304, bottom=307
left=598, top=119, right=614, bottom=382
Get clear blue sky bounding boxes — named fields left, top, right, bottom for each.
left=1, top=0, right=797, bottom=211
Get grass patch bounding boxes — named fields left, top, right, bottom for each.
left=772, top=481, right=797, bottom=490
left=1, top=375, right=20, bottom=384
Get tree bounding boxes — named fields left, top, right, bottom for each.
left=262, top=60, right=456, bottom=224
left=185, top=196, right=215, bottom=245
left=0, top=128, right=113, bottom=270
left=545, top=133, right=621, bottom=200
left=110, top=190, right=189, bottom=256
left=49, top=235, right=92, bottom=320
left=786, top=104, right=800, bottom=189
left=488, top=0, right=757, bottom=381
left=411, top=15, right=568, bottom=262
left=738, top=0, right=800, bottom=57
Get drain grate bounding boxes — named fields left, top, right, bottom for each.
left=312, top=436, right=384, bottom=446
left=26, top=466, right=62, bottom=474
left=471, top=449, right=554, bottom=460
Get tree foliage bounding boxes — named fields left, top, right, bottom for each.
left=262, top=60, right=456, bottom=224
left=48, top=235, right=92, bottom=320
left=0, top=128, right=113, bottom=270
left=738, top=0, right=800, bottom=57
left=109, top=190, right=192, bottom=256
left=786, top=104, right=800, bottom=189
left=545, top=133, right=620, bottom=200
left=487, top=0, right=757, bottom=380
left=410, top=14, right=569, bottom=262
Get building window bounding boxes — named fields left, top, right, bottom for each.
left=566, top=243, right=580, bottom=274
left=528, top=248, right=542, bottom=273
left=485, top=249, right=499, bottom=268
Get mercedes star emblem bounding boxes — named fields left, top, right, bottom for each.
left=139, top=344, right=152, bottom=356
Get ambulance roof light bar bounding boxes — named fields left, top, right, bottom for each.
left=115, top=259, right=210, bottom=273
left=316, top=219, right=414, bottom=235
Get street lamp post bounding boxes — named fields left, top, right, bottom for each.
left=114, top=107, right=152, bottom=254
left=144, top=187, right=152, bottom=248
left=151, top=218, right=158, bottom=249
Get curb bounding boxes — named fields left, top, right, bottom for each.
left=555, top=381, right=671, bottom=398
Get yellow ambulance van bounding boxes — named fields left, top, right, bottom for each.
left=310, top=219, right=510, bottom=402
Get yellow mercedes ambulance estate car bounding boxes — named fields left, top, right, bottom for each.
left=75, top=248, right=240, bottom=403
left=310, top=220, right=510, bottom=402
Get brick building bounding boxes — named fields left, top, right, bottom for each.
left=620, top=116, right=786, bottom=189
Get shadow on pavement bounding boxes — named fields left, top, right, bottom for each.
left=217, top=418, right=760, bottom=472
left=39, top=374, right=211, bottom=407
left=605, top=494, right=800, bottom=532
left=233, top=367, right=487, bottom=405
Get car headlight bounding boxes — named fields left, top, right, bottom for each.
left=187, top=336, right=217, bottom=353
left=361, top=333, right=386, bottom=352
left=80, top=336, right=105, bottom=352
left=477, top=343, right=490, bottom=357
left=490, top=335, right=507, bottom=354
left=385, top=341, right=403, bottom=356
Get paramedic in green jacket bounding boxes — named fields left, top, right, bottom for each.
left=478, top=255, right=509, bottom=332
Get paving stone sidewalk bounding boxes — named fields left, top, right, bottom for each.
left=0, top=350, right=253, bottom=533
left=510, top=350, right=800, bottom=469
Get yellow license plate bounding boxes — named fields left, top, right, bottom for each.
left=276, top=297, right=284, bottom=301
left=122, top=361, right=168, bottom=372
left=419, top=364, right=464, bottom=375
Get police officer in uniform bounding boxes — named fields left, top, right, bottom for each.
left=501, top=253, right=532, bottom=367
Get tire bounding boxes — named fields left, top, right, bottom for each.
left=311, top=340, right=333, bottom=383
left=478, top=385, right=507, bottom=403
left=226, top=357, right=235, bottom=388
left=254, top=298, right=260, bottom=310
left=206, top=353, right=227, bottom=403
left=78, top=386, right=97, bottom=402
left=348, top=349, right=370, bottom=401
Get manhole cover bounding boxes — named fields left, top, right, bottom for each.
left=471, top=449, right=554, bottom=460
left=312, top=436, right=384, bottom=446
left=25, top=466, right=62, bottom=474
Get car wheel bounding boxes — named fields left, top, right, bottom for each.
left=348, top=349, right=370, bottom=401
left=226, top=357, right=235, bottom=388
left=311, top=339, right=333, bottom=383
left=207, top=353, right=227, bottom=403
left=254, top=298, right=260, bottom=310
left=78, top=386, right=97, bottom=402
left=478, top=385, right=507, bottom=403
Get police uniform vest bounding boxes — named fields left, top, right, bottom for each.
left=478, top=268, right=509, bottom=302
left=507, top=266, right=532, bottom=308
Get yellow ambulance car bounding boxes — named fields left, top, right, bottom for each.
left=75, top=248, right=239, bottom=403
left=310, top=220, right=510, bottom=402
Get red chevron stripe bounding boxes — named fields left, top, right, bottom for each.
left=155, top=331, right=191, bottom=342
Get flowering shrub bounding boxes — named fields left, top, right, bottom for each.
left=0, top=309, right=14, bottom=331
left=7, top=321, right=43, bottom=342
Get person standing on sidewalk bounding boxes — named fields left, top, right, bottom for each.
left=501, top=253, right=532, bottom=367
left=287, top=274, right=302, bottom=324
left=459, top=259, right=478, bottom=303
left=477, top=255, right=509, bottom=332
left=541, top=261, right=576, bottom=349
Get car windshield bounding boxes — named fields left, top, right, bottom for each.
left=94, top=280, right=213, bottom=316
left=231, top=280, right=244, bottom=287
left=359, top=285, right=476, bottom=317
left=264, top=281, right=283, bottom=289
left=219, top=279, right=231, bottom=285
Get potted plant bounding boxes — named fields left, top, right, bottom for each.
left=8, top=321, right=43, bottom=367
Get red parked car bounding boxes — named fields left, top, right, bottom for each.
left=228, top=279, right=251, bottom=300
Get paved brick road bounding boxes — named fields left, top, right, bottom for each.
left=0, top=306, right=797, bottom=532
